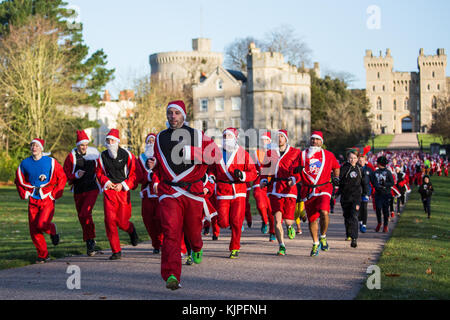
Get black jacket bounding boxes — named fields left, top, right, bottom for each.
left=418, top=179, right=434, bottom=199
left=370, top=167, right=394, bottom=196
left=339, top=162, right=368, bottom=204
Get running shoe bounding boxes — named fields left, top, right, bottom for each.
left=261, top=222, right=268, bottom=234
left=185, top=255, right=194, bottom=265
left=203, top=227, right=210, bottom=236
left=36, top=256, right=50, bottom=264
left=319, top=237, right=329, bottom=251
left=391, top=211, right=395, bottom=218
left=296, top=230, right=302, bottom=235
left=229, top=250, right=239, bottom=259
left=241, top=225, right=244, bottom=232
left=300, top=210, right=307, bottom=222
left=360, top=225, right=367, bottom=233
left=269, top=233, right=276, bottom=242
left=51, top=233, right=60, bottom=246
left=153, top=248, right=160, bottom=254
left=212, top=235, right=218, bottom=241
left=86, top=239, right=96, bottom=257
left=129, top=226, right=139, bottom=246
left=310, top=243, right=320, bottom=257
left=383, top=226, right=389, bottom=233
left=192, top=249, right=203, bottom=264
left=287, top=226, right=296, bottom=240
left=351, top=239, right=358, bottom=248
left=277, top=245, right=286, bottom=256
left=109, top=252, right=122, bottom=260
left=166, top=275, right=181, bottom=290
left=345, top=236, right=352, bottom=241
left=375, top=223, right=382, bottom=232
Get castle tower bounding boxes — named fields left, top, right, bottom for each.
left=364, top=49, right=395, bottom=134
left=246, top=43, right=284, bottom=131
left=418, top=48, right=447, bottom=132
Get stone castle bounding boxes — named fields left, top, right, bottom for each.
left=149, top=38, right=319, bottom=147
left=365, top=48, right=449, bottom=134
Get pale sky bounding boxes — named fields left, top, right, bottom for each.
left=66, top=0, right=450, bottom=98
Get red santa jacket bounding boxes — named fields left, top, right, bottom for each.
left=152, top=127, right=220, bottom=202
left=293, top=148, right=340, bottom=202
left=96, top=148, right=137, bottom=192
left=209, top=146, right=258, bottom=200
left=15, top=157, right=67, bottom=201
left=260, top=145, right=300, bottom=199
left=63, top=147, right=101, bottom=193
left=135, top=153, right=158, bottom=199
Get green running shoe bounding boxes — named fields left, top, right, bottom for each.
left=229, top=250, right=239, bottom=259
left=287, top=226, right=296, bottom=240
left=185, top=255, right=193, bottom=265
left=345, top=236, right=352, bottom=241
left=310, top=243, right=320, bottom=257
left=192, top=249, right=203, bottom=264
left=320, top=237, right=329, bottom=251
left=269, top=233, right=276, bottom=242
left=166, top=275, right=181, bottom=290
left=277, top=245, right=286, bottom=256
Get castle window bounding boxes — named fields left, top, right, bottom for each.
left=393, top=86, right=396, bottom=92
left=373, top=85, right=376, bottom=92
left=231, top=118, right=241, bottom=128
left=427, top=84, right=431, bottom=91
left=200, top=99, right=208, bottom=112
left=231, top=97, right=241, bottom=111
left=377, top=115, right=382, bottom=121
left=405, top=86, right=408, bottom=92
left=437, top=84, right=440, bottom=91
left=393, top=99, right=397, bottom=111
left=377, top=72, right=380, bottom=79
left=382, top=85, right=385, bottom=92
left=432, top=96, right=437, bottom=109
left=376, top=97, right=382, bottom=110
left=215, top=119, right=224, bottom=130
left=404, top=98, right=409, bottom=110
left=432, top=71, right=435, bottom=78
left=217, top=79, right=224, bottom=91
left=215, top=97, right=224, bottom=112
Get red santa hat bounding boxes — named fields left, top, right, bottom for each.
left=106, top=129, right=120, bottom=143
left=223, top=127, right=239, bottom=140
left=311, top=131, right=324, bottom=143
left=31, top=138, right=45, bottom=151
left=145, top=133, right=157, bottom=144
left=261, top=131, right=272, bottom=142
left=167, top=100, right=187, bottom=119
left=76, top=130, right=90, bottom=146
left=279, top=130, right=289, bottom=143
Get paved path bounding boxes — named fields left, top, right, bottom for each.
left=0, top=204, right=399, bottom=300
left=388, top=133, right=419, bottom=150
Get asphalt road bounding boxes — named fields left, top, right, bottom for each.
left=0, top=203, right=397, bottom=300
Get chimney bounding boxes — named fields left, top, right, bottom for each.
left=103, top=90, right=111, bottom=102
left=119, top=90, right=135, bottom=101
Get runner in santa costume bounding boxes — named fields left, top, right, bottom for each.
left=290, top=131, right=340, bottom=257
left=260, top=130, right=300, bottom=256
left=135, top=133, right=163, bottom=254
left=209, top=128, right=257, bottom=259
left=147, top=100, right=220, bottom=290
left=63, top=130, right=101, bottom=256
left=252, top=131, right=274, bottom=238
left=15, top=138, right=67, bottom=263
left=96, top=129, right=139, bottom=261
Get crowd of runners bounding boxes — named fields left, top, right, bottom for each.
left=14, top=100, right=447, bottom=290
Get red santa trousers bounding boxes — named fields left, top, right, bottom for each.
left=159, top=196, right=203, bottom=282
left=253, top=188, right=271, bottom=225
left=103, top=189, right=134, bottom=254
left=305, top=195, right=331, bottom=223
left=269, top=196, right=296, bottom=220
left=245, top=190, right=252, bottom=226
left=74, top=189, right=99, bottom=241
left=142, top=197, right=163, bottom=250
left=28, top=197, right=57, bottom=259
left=217, top=197, right=246, bottom=251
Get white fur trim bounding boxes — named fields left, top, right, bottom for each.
left=279, top=132, right=289, bottom=143
left=76, top=139, right=90, bottom=146
left=310, top=134, right=323, bottom=142
left=106, top=135, right=120, bottom=142
left=31, top=139, right=44, bottom=151
left=121, top=181, right=130, bottom=191
left=240, top=171, right=246, bottom=182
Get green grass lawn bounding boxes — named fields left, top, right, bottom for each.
left=0, top=185, right=259, bottom=270
left=357, top=176, right=450, bottom=300
left=417, top=134, right=444, bottom=153
left=365, top=134, right=395, bottom=151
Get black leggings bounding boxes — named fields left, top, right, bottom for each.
left=422, top=197, right=431, bottom=217
left=358, top=201, right=368, bottom=225
left=375, top=194, right=390, bottom=226
left=341, top=202, right=359, bottom=239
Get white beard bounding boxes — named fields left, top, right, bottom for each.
left=307, top=146, right=321, bottom=158
left=144, top=144, right=154, bottom=158
left=106, top=143, right=119, bottom=159
left=223, top=139, right=238, bottom=152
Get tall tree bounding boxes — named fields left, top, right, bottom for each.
left=224, top=36, right=264, bottom=72
left=429, top=97, right=450, bottom=143
left=0, top=0, right=115, bottom=106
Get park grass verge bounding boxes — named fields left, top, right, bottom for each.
left=417, top=134, right=444, bottom=153
left=357, top=176, right=450, bottom=300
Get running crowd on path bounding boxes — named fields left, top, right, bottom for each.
left=14, top=100, right=448, bottom=290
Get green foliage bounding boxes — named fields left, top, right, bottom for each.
left=0, top=152, right=21, bottom=182
left=310, top=72, right=372, bottom=154
left=0, top=0, right=114, bottom=106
